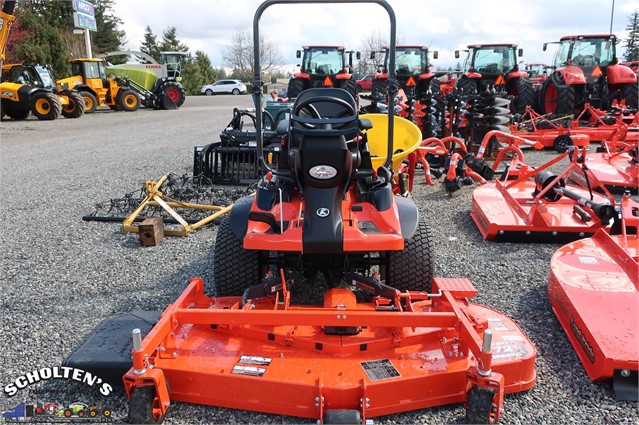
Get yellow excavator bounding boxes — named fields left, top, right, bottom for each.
left=0, top=0, right=66, bottom=120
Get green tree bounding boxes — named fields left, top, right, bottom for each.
left=181, top=51, right=217, bottom=95
left=14, top=9, right=70, bottom=77
left=140, top=26, right=161, bottom=62
left=92, top=0, right=126, bottom=55
left=160, top=26, right=189, bottom=52
left=623, top=10, right=639, bottom=62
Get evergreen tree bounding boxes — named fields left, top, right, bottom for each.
left=14, top=9, right=70, bottom=77
left=140, top=26, right=161, bottom=62
left=623, top=10, right=639, bottom=62
left=181, top=51, right=217, bottom=95
left=92, top=0, right=126, bottom=55
left=160, top=26, right=189, bottom=52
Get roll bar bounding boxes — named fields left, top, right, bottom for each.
left=252, top=0, right=397, bottom=172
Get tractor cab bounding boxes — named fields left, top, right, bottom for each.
left=287, top=46, right=359, bottom=99
left=550, top=35, right=616, bottom=83
left=3, top=64, right=55, bottom=89
left=159, top=51, right=188, bottom=79
left=461, top=44, right=522, bottom=84
left=68, top=58, right=108, bottom=89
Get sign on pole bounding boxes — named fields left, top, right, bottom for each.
left=72, top=0, right=97, bottom=32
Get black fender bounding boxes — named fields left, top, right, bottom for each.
left=395, top=195, right=419, bottom=241
left=229, top=195, right=256, bottom=239
left=74, top=85, right=98, bottom=98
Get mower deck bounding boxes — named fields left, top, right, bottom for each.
left=548, top=201, right=638, bottom=400
left=471, top=180, right=612, bottom=241
left=580, top=150, right=638, bottom=194
left=123, top=277, right=536, bottom=422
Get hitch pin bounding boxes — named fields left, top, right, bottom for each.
left=478, top=329, right=493, bottom=377
left=132, top=328, right=147, bottom=375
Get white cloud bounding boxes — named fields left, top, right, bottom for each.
left=112, top=0, right=639, bottom=69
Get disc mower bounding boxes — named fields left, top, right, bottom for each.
left=118, top=2, right=536, bottom=424
left=471, top=146, right=623, bottom=241
left=548, top=192, right=638, bottom=401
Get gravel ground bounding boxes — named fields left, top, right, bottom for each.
left=1, top=95, right=637, bottom=424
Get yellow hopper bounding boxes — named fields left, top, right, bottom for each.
left=361, top=113, right=422, bottom=172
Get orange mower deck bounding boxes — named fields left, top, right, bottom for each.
left=548, top=196, right=638, bottom=400
left=470, top=148, right=619, bottom=241
left=123, top=277, right=536, bottom=422
left=579, top=139, right=638, bottom=193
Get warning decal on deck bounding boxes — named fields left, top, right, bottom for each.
left=232, top=365, right=266, bottom=377
left=487, top=318, right=509, bottom=331
left=238, top=355, right=272, bottom=366
left=361, top=359, right=401, bottom=381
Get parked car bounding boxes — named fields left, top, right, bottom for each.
left=355, top=74, right=375, bottom=92
left=201, top=80, right=247, bottom=95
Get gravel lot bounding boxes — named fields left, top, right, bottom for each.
left=1, top=95, right=636, bottom=424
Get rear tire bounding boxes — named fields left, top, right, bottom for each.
left=31, top=91, right=61, bottom=120
left=117, top=89, right=141, bottom=112
left=338, top=79, right=358, bottom=102
left=510, top=78, right=535, bottom=114
left=80, top=91, right=98, bottom=113
left=128, top=386, right=165, bottom=424
left=287, top=78, right=305, bottom=99
left=541, top=72, right=575, bottom=115
left=4, top=107, right=30, bottom=120
left=457, top=77, right=478, bottom=97
left=371, top=78, right=388, bottom=102
left=387, top=219, right=434, bottom=292
left=213, top=214, right=260, bottom=296
left=61, top=90, right=85, bottom=118
left=621, top=83, right=638, bottom=110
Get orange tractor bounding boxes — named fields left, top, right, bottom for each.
left=287, top=45, right=359, bottom=99
left=540, top=34, right=638, bottom=114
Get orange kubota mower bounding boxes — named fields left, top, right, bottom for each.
left=61, top=2, right=536, bottom=424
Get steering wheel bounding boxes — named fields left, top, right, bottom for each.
left=292, top=95, right=356, bottom=130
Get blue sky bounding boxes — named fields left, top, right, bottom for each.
left=112, top=0, right=639, bottom=69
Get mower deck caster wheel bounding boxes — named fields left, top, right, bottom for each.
left=128, top=386, right=165, bottom=424
left=324, top=409, right=361, bottom=424
left=465, top=385, right=497, bottom=424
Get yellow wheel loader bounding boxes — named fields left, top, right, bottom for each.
left=56, top=58, right=141, bottom=113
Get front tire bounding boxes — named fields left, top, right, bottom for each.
left=61, top=90, right=85, bottom=118
left=232, top=88, right=240, bottom=95
left=205, top=89, right=213, bottom=96
left=128, top=386, right=165, bottom=424
left=117, top=89, right=141, bottom=112
left=159, top=81, right=185, bottom=109
left=31, top=92, right=61, bottom=120
left=465, top=385, right=497, bottom=424
left=213, top=214, right=260, bottom=296
left=386, top=219, right=434, bottom=292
